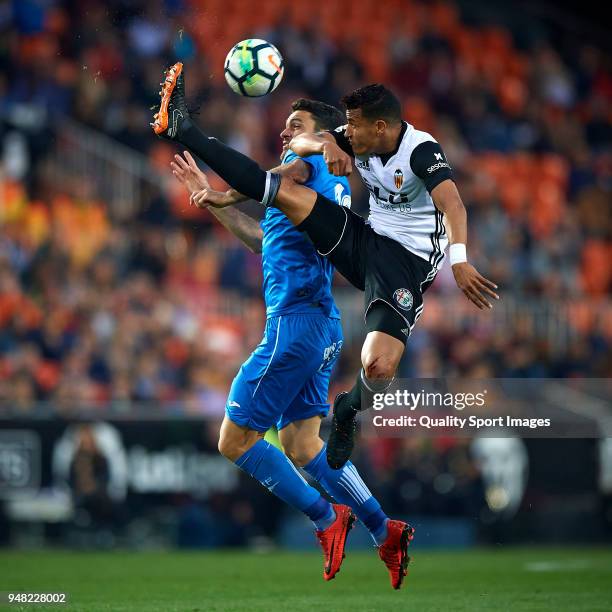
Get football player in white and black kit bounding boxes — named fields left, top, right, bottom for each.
left=288, top=84, right=498, bottom=467
left=152, top=69, right=498, bottom=479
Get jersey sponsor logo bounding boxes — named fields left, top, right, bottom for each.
left=427, top=161, right=451, bottom=173
left=434, top=152, right=443, bottom=161
left=394, top=169, right=404, bottom=189
left=363, top=179, right=412, bottom=208
left=393, top=288, right=414, bottom=311
left=227, top=400, right=241, bottom=409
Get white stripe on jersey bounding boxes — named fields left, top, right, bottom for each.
left=355, top=123, right=448, bottom=268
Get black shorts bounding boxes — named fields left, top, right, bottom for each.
left=297, top=194, right=437, bottom=343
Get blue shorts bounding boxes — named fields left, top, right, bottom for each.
left=225, top=313, right=343, bottom=432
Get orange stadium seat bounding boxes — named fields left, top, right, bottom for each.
left=530, top=181, right=565, bottom=238
left=22, top=201, right=51, bottom=247
left=430, top=2, right=460, bottom=37
left=581, top=240, right=611, bottom=297
left=540, top=154, right=569, bottom=190
left=0, top=180, right=27, bottom=222
left=499, top=177, right=530, bottom=217
left=498, top=75, right=527, bottom=116
left=403, top=96, right=435, bottom=134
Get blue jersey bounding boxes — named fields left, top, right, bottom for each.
left=260, top=151, right=350, bottom=318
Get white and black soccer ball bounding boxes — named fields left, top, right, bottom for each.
left=224, top=39, right=284, bottom=97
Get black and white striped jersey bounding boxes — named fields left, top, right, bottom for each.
left=332, top=121, right=453, bottom=269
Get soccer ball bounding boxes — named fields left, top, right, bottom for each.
left=224, top=39, right=284, bottom=97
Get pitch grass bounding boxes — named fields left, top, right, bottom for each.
left=1, top=547, right=611, bottom=611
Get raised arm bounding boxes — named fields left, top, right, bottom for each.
left=290, top=130, right=353, bottom=177
left=289, top=132, right=336, bottom=155
left=171, top=151, right=263, bottom=253
left=206, top=206, right=263, bottom=254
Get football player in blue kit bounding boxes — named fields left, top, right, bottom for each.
left=169, top=95, right=405, bottom=586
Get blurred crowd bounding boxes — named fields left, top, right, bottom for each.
left=0, top=0, right=610, bottom=415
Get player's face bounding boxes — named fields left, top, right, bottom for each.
left=280, top=110, right=317, bottom=156
left=345, top=108, right=379, bottom=156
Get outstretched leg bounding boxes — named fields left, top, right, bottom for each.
left=180, top=117, right=321, bottom=225
left=153, top=63, right=319, bottom=223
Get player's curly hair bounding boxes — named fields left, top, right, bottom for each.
left=291, top=99, right=346, bottom=131
left=341, top=84, right=402, bottom=123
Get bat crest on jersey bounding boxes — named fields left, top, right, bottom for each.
left=394, top=169, right=404, bottom=189
left=393, top=288, right=413, bottom=311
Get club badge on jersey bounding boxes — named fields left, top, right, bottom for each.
left=394, top=169, right=403, bottom=189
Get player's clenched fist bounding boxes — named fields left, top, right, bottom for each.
left=451, top=262, right=499, bottom=310
left=191, top=189, right=233, bottom=209
left=322, top=141, right=352, bottom=177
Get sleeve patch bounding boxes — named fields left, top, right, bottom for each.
left=410, top=140, right=453, bottom=193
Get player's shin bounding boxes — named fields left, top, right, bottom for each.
left=234, top=439, right=335, bottom=530
left=177, top=119, right=281, bottom=205
left=303, top=445, right=389, bottom=545
left=335, top=369, right=394, bottom=421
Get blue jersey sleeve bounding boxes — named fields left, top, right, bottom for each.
left=283, top=150, right=350, bottom=207
left=283, top=150, right=319, bottom=184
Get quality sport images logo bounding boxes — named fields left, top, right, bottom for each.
left=393, top=288, right=413, bottom=310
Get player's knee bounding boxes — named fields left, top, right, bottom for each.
left=282, top=436, right=321, bottom=467
left=362, top=353, right=397, bottom=381
left=362, top=335, right=403, bottom=381
left=218, top=430, right=260, bottom=462
left=217, top=434, right=240, bottom=461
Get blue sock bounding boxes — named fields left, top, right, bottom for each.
left=235, top=440, right=335, bottom=531
left=303, top=444, right=389, bottom=545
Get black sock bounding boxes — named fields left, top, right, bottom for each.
left=178, top=118, right=280, bottom=204
left=335, top=371, right=363, bottom=421
left=335, top=369, right=394, bottom=420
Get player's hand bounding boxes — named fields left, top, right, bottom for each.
left=171, top=150, right=211, bottom=195
left=322, top=141, right=352, bottom=177
left=452, top=263, right=499, bottom=310
left=190, top=189, right=234, bottom=209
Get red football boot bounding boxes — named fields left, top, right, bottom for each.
left=378, top=520, right=415, bottom=589
left=315, top=503, right=356, bottom=581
